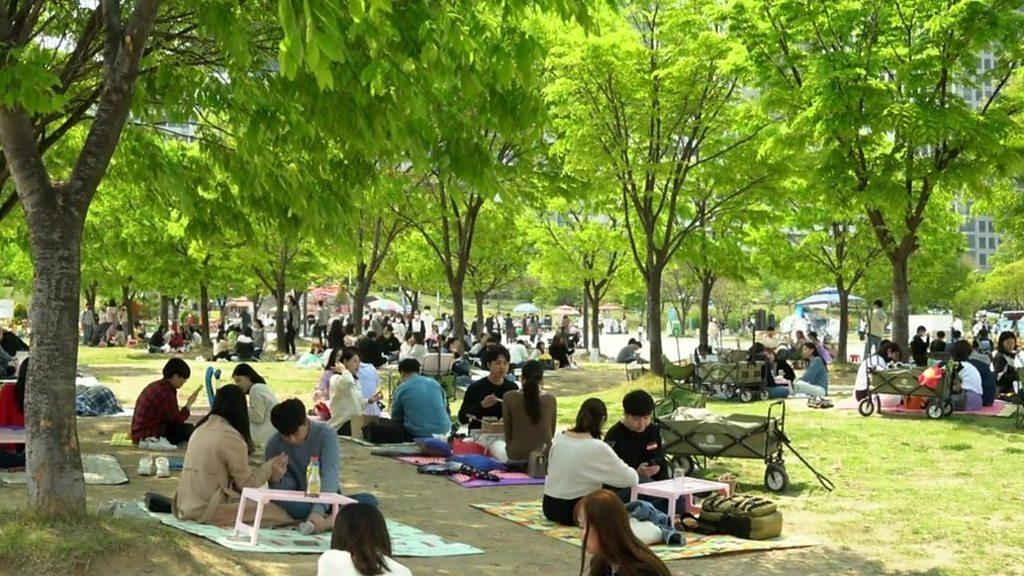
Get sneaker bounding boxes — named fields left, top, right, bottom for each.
left=155, top=457, right=170, bottom=478
left=298, top=521, right=316, bottom=536
left=140, top=437, right=177, bottom=451
left=137, top=456, right=154, bottom=476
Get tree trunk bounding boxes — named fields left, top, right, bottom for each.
left=890, top=251, right=910, bottom=353
left=159, top=294, right=170, bottom=329
left=84, top=280, right=98, bottom=312
left=171, top=297, right=182, bottom=325
left=251, top=293, right=263, bottom=318
left=646, top=268, right=665, bottom=375
left=582, top=284, right=590, bottom=349
left=352, top=279, right=370, bottom=337
left=698, top=274, right=715, bottom=348
left=23, top=210, right=88, bottom=515
left=451, top=281, right=466, bottom=343
left=474, top=291, right=485, bottom=337
left=588, top=286, right=601, bottom=351
left=275, top=276, right=287, bottom=353
left=199, top=282, right=210, bottom=345
left=837, top=287, right=850, bottom=362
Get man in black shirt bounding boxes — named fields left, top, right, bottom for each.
left=457, top=345, right=518, bottom=431
left=909, top=325, right=930, bottom=366
left=604, top=390, right=668, bottom=482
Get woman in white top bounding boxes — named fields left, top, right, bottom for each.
left=318, top=503, right=412, bottom=576
left=327, top=348, right=365, bottom=432
left=398, top=333, right=427, bottom=364
left=543, top=398, right=639, bottom=526
left=950, top=340, right=984, bottom=411
left=231, top=363, right=279, bottom=448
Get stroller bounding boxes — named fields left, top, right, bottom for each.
left=658, top=401, right=834, bottom=493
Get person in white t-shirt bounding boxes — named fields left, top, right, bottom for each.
left=509, top=339, right=530, bottom=368
left=950, top=340, right=983, bottom=411
left=317, top=503, right=412, bottom=576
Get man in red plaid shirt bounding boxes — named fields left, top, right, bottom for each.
left=130, top=358, right=200, bottom=445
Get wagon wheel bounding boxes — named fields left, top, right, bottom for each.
left=739, top=388, right=755, bottom=403
left=764, top=463, right=789, bottom=493
left=925, top=400, right=943, bottom=420
left=857, top=398, right=875, bottom=417
left=942, top=399, right=954, bottom=417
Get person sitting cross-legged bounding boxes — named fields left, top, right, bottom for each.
left=130, top=358, right=199, bottom=446
left=266, top=399, right=379, bottom=535
left=950, top=340, right=984, bottom=412
left=792, top=342, right=829, bottom=400
left=604, top=390, right=667, bottom=484
left=543, top=399, right=638, bottom=526
left=173, top=385, right=293, bottom=527
left=458, top=345, right=518, bottom=432
left=390, top=358, right=452, bottom=440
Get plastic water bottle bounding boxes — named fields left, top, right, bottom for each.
left=305, top=456, right=321, bottom=497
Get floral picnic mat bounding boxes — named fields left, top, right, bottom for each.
left=471, top=501, right=817, bottom=561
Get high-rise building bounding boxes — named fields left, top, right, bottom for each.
left=955, top=51, right=1002, bottom=270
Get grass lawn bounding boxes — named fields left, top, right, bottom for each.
left=2, top=347, right=1022, bottom=575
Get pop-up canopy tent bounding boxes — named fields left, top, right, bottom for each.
left=794, top=287, right=864, bottom=309
left=513, top=303, right=541, bottom=314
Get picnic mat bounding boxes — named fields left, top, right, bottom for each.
left=1, top=454, right=128, bottom=485
left=472, top=501, right=817, bottom=561
left=156, top=513, right=483, bottom=556
left=395, top=456, right=545, bottom=488
left=836, top=397, right=1015, bottom=417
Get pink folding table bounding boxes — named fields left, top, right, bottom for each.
left=233, top=487, right=355, bottom=545
left=629, top=477, right=731, bottom=519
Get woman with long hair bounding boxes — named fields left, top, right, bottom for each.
left=793, top=342, right=829, bottom=399
left=326, top=348, right=365, bottom=433
left=174, top=385, right=292, bottom=526
left=543, top=399, right=638, bottom=525
left=992, top=331, right=1022, bottom=397
left=231, top=363, right=279, bottom=448
left=574, top=489, right=672, bottom=576
left=317, top=503, right=412, bottom=575
left=502, top=360, right=557, bottom=461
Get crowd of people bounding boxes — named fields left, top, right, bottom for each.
left=8, top=292, right=1017, bottom=575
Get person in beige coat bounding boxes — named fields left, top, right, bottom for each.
left=173, top=385, right=294, bottom=527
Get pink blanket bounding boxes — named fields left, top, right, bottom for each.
left=837, top=397, right=1012, bottom=417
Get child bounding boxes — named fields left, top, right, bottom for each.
left=130, top=358, right=199, bottom=445
left=232, top=363, right=279, bottom=448
left=317, top=504, right=412, bottom=576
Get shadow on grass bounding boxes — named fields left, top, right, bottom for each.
left=0, top=511, right=213, bottom=576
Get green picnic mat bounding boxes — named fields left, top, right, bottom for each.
left=472, top=501, right=817, bottom=561
left=157, top=513, right=483, bottom=557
